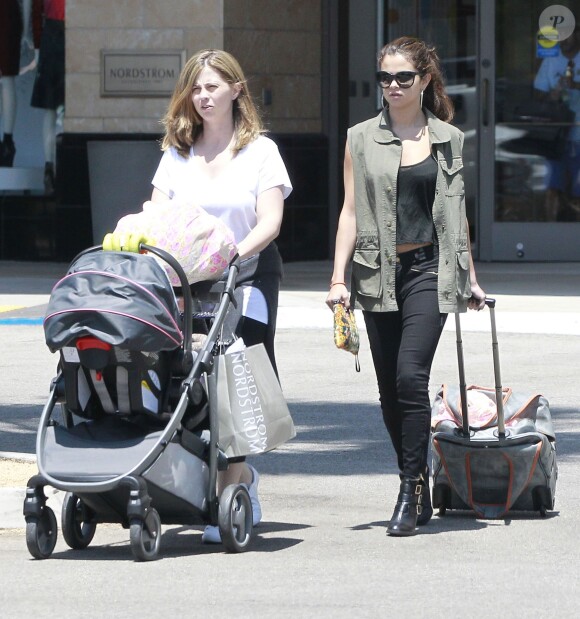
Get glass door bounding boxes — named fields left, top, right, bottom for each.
left=479, top=0, right=580, bottom=260
left=379, top=0, right=478, bottom=248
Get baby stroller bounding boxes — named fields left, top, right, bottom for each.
left=23, top=243, right=252, bottom=561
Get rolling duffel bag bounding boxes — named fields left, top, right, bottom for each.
left=430, top=299, right=557, bottom=518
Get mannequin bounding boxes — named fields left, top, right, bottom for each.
left=0, top=78, right=18, bottom=166
left=0, top=0, right=32, bottom=167
left=31, top=0, right=65, bottom=193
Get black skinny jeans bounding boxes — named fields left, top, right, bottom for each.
left=363, top=245, right=447, bottom=478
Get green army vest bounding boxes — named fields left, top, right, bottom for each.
left=348, top=109, right=471, bottom=313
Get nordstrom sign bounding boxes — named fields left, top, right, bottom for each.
left=101, top=50, right=185, bottom=97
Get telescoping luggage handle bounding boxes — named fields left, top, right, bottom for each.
left=455, top=297, right=506, bottom=439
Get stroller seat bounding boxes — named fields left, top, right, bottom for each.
left=43, top=417, right=164, bottom=481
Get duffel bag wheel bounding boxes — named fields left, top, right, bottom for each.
left=26, top=506, right=58, bottom=560
left=218, top=484, right=253, bottom=553
left=433, top=484, right=449, bottom=517
left=61, top=492, right=97, bottom=550
left=129, top=508, right=161, bottom=562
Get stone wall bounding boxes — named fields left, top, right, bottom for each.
left=64, top=0, right=224, bottom=134
left=64, top=0, right=322, bottom=135
left=224, top=0, right=322, bottom=133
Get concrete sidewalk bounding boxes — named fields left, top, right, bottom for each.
left=1, top=259, right=580, bottom=618
left=1, top=258, right=580, bottom=529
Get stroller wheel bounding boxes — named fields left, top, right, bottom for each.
left=26, top=506, right=58, bottom=560
left=218, top=484, right=253, bottom=553
left=129, top=508, right=161, bottom=562
left=61, top=492, right=97, bottom=550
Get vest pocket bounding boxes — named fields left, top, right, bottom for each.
left=440, top=156, right=465, bottom=196
left=456, top=250, right=471, bottom=300
left=353, top=249, right=382, bottom=298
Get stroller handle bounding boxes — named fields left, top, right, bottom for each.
left=224, top=253, right=241, bottom=305
left=140, top=246, right=241, bottom=358
left=140, top=242, right=193, bottom=353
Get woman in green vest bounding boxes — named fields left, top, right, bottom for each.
left=326, top=37, right=486, bottom=536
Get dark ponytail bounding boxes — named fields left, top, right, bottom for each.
left=378, top=37, right=454, bottom=122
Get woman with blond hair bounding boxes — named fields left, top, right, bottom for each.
left=151, top=49, right=292, bottom=544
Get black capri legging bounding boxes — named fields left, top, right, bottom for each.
left=363, top=245, right=447, bottom=478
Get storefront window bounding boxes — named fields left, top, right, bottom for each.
left=495, top=1, right=579, bottom=222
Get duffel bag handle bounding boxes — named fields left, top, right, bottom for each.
left=455, top=297, right=505, bottom=439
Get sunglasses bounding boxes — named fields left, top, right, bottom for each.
left=376, top=71, right=421, bottom=88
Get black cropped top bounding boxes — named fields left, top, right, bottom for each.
left=396, top=155, right=438, bottom=245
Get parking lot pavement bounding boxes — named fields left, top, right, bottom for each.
left=0, top=259, right=579, bottom=616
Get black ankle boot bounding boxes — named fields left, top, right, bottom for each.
left=416, top=468, right=433, bottom=526
left=387, top=476, right=422, bottom=537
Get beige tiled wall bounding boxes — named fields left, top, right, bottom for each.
left=224, top=0, right=322, bottom=133
left=64, top=0, right=224, bottom=133
left=64, top=0, right=322, bottom=135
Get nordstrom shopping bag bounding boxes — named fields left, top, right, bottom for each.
left=216, top=343, right=296, bottom=458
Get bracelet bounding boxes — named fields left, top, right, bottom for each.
left=330, top=281, right=346, bottom=288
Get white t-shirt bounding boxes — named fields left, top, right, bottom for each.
left=534, top=51, right=580, bottom=142
left=151, top=135, right=293, bottom=244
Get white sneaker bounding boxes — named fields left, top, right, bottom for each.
left=201, top=525, right=221, bottom=544
left=246, top=464, right=262, bottom=526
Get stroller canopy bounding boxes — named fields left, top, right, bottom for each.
left=44, top=251, right=183, bottom=353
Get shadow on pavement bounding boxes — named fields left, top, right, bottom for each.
left=47, top=522, right=307, bottom=561
left=3, top=403, right=579, bottom=469
left=350, top=516, right=489, bottom=534
left=0, top=404, right=40, bottom=454
left=259, top=402, right=580, bottom=477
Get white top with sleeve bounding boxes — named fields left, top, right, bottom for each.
left=151, top=135, right=293, bottom=245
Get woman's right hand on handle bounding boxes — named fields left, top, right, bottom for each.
left=326, top=283, right=350, bottom=310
